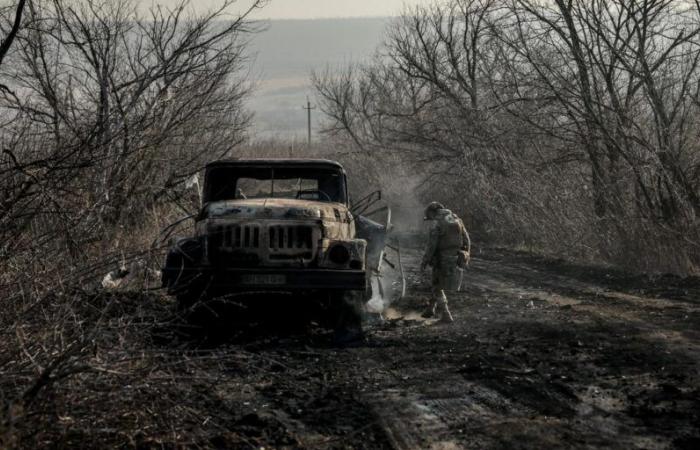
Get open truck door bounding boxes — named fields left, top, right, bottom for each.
left=352, top=191, right=406, bottom=313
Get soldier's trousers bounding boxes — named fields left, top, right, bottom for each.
left=430, top=255, right=463, bottom=309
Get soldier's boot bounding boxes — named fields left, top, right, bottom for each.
left=436, top=290, right=454, bottom=324
left=439, top=306, right=454, bottom=323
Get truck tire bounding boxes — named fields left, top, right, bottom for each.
left=332, top=290, right=365, bottom=345
left=162, top=238, right=206, bottom=313
left=175, top=278, right=208, bottom=313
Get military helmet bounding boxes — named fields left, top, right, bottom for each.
left=424, top=201, right=445, bottom=220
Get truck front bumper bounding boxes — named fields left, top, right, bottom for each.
left=168, top=267, right=367, bottom=291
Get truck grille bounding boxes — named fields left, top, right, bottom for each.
left=208, top=223, right=318, bottom=265
left=218, top=224, right=261, bottom=249
left=268, top=225, right=314, bottom=250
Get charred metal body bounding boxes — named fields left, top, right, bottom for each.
left=162, top=159, right=375, bottom=339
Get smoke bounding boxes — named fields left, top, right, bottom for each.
left=366, top=277, right=386, bottom=313
left=365, top=169, right=427, bottom=313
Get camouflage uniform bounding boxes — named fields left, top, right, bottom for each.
left=421, top=203, right=470, bottom=322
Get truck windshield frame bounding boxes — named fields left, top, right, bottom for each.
left=204, top=166, right=348, bottom=205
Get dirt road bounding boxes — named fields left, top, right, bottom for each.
left=16, top=247, right=700, bottom=449
left=172, top=247, right=700, bottom=449
left=360, top=249, right=700, bottom=449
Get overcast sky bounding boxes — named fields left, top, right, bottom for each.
left=146, top=0, right=431, bottom=20
left=253, top=0, right=430, bottom=19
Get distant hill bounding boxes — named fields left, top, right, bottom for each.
left=247, top=17, right=390, bottom=139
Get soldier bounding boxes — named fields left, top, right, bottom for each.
left=420, top=202, right=471, bottom=323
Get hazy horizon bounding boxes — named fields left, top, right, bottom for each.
left=247, top=17, right=389, bottom=140
left=139, top=0, right=431, bottom=20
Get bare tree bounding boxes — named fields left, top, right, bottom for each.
left=314, top=0, right=504, bottom=176
left=0, top=0, right=262, bottom=299
left=0, top=0, right=26, bottom=89
left=499, top=0, right=700, bottom=222
left=0, top=1, right=265, bottom=443
left=315, top=0, right=700, bottom=272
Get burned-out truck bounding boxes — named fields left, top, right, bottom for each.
left=161, top=159, right=386, bottom=336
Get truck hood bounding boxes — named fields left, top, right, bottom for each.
left=202, top=198, right=351, bottom=222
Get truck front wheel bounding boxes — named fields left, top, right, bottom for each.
left=331, top=290, right=365, bottom=345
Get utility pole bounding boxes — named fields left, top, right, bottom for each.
left=302, top=97, right=316, bottom=146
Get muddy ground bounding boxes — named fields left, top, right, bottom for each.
left=10, top=247, right=700, bottom=449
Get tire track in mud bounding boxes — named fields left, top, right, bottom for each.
left=357, top=251, right=700, bottom=449
left=466, top=257, right=700, bottom=355
left=365, top=379, right=537, bottom=450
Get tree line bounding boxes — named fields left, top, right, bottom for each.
left=0, top=0, right=263, bottom=301
left=314, top=0, right=700, bottom=274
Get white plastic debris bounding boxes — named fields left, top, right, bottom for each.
left=102, top=267, right=129, bottom=289
left=185, top=173, right=200, bottom=190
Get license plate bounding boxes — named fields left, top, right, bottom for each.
left=239, top=274, right=286, bottom=285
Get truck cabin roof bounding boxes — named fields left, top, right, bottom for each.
left=205, top=159, right=346, bottom=172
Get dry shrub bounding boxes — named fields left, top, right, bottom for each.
left=0, top=1, right=264, bottom=446
left=312, top=0, right=700, bottom=275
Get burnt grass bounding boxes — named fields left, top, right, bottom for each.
left=3, top=248, right=700, bottom=449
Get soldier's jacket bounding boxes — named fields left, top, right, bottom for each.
left=422, top=208, right=470, bottom=269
